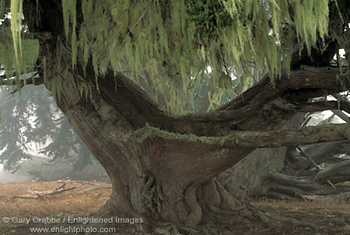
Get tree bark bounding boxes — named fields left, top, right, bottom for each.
left=263, top=159, right=350, bottom=200
left=258, top=113, right=350, bottom=201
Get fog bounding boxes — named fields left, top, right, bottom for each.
left=0, top=164, right=31, bottom=183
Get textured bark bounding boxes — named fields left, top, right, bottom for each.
left=264, top=160, right=350, bottom=199
left=136, top=123, right=350, bottom=148
left=260, top=115, right=350, bottom=200
left=285, top=141, right=350, bottom=172
left=218, top=113, right=305, bottom=198
left=23, top=0, right=350, bottom=232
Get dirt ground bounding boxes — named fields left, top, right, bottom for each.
left=251, top=199, right=350, bottom=235
left=0, top=181, right=350, bottom=234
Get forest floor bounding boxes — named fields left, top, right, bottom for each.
left=0, top=181, right=350, bottom=234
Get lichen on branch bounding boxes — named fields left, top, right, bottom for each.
left=119, top=122, right=350, bottom=149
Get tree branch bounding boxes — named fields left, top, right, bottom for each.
left=216, top=66, right=348, bottom=112
left=333, top=110, right=350, bottom=123
left=176, top=67, right=344, bottom=124
left=170, top=66, right=349, bottom=137
left=270, top=98, right=350, bottom=113
left=127, top=123, right=350, bottom=149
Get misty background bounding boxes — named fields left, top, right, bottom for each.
left=0, top=84, right=108, bottom=183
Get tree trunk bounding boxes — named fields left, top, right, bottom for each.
left=52, top=65, right=349, bottom=232
left=55, top=69, right=257, bottom=230
left=41, top=47, right=350, bottom=233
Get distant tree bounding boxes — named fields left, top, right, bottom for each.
left=0, top=85, right=95, bottom=172
left=0, top=0, right=349, bottom=233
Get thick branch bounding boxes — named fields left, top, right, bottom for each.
left=170, top=66, right=349, bottom=136
left=217, top=66, right=348, bottom=112
left=128, top=123, right=350, bottom=149
left=333, top=110, right=350, bottom=123
left=270, top=98, right=350, bottom=113
left=316, top=160, right=350, bottom=182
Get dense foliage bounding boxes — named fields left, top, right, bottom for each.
left=1, top=0, right=348, bottom=113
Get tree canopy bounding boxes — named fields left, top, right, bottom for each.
left=1, top=0, right=348, bottom=112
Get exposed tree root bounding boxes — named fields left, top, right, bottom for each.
left=264, top=160, right=350, bottom=201
left=83, top=175, right=332, bottom=235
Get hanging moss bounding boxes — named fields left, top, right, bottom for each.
left=2, top=0, right=345, bottom=113
left=10, top=0, right=23, bottom=75
left=0, top=0, right=39, bottom=90
left=62, top=0, right=77, bottom=68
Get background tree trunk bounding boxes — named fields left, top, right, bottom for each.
left=218, top=113, right=305, bottom=198
left=229, top=110, right=350, bottom=202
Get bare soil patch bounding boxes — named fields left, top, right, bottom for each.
left=0, top=181, right=112, bottom=234
left=0, top=181, right=350, bottom=234
left=0, top=181, right=111, bottom=217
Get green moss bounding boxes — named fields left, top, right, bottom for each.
left=10, top=0, right=23, bottom=76
left=3, top=0, right=343, bottom=113
left=127, top=123, right=249, bottom=148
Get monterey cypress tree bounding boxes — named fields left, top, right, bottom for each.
left=0, top=0, right=349, bottom=233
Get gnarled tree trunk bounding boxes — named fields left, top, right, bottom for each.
left=52, top=65, right=349, bottom=232
left=55, top=69, right=257, bottom=229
